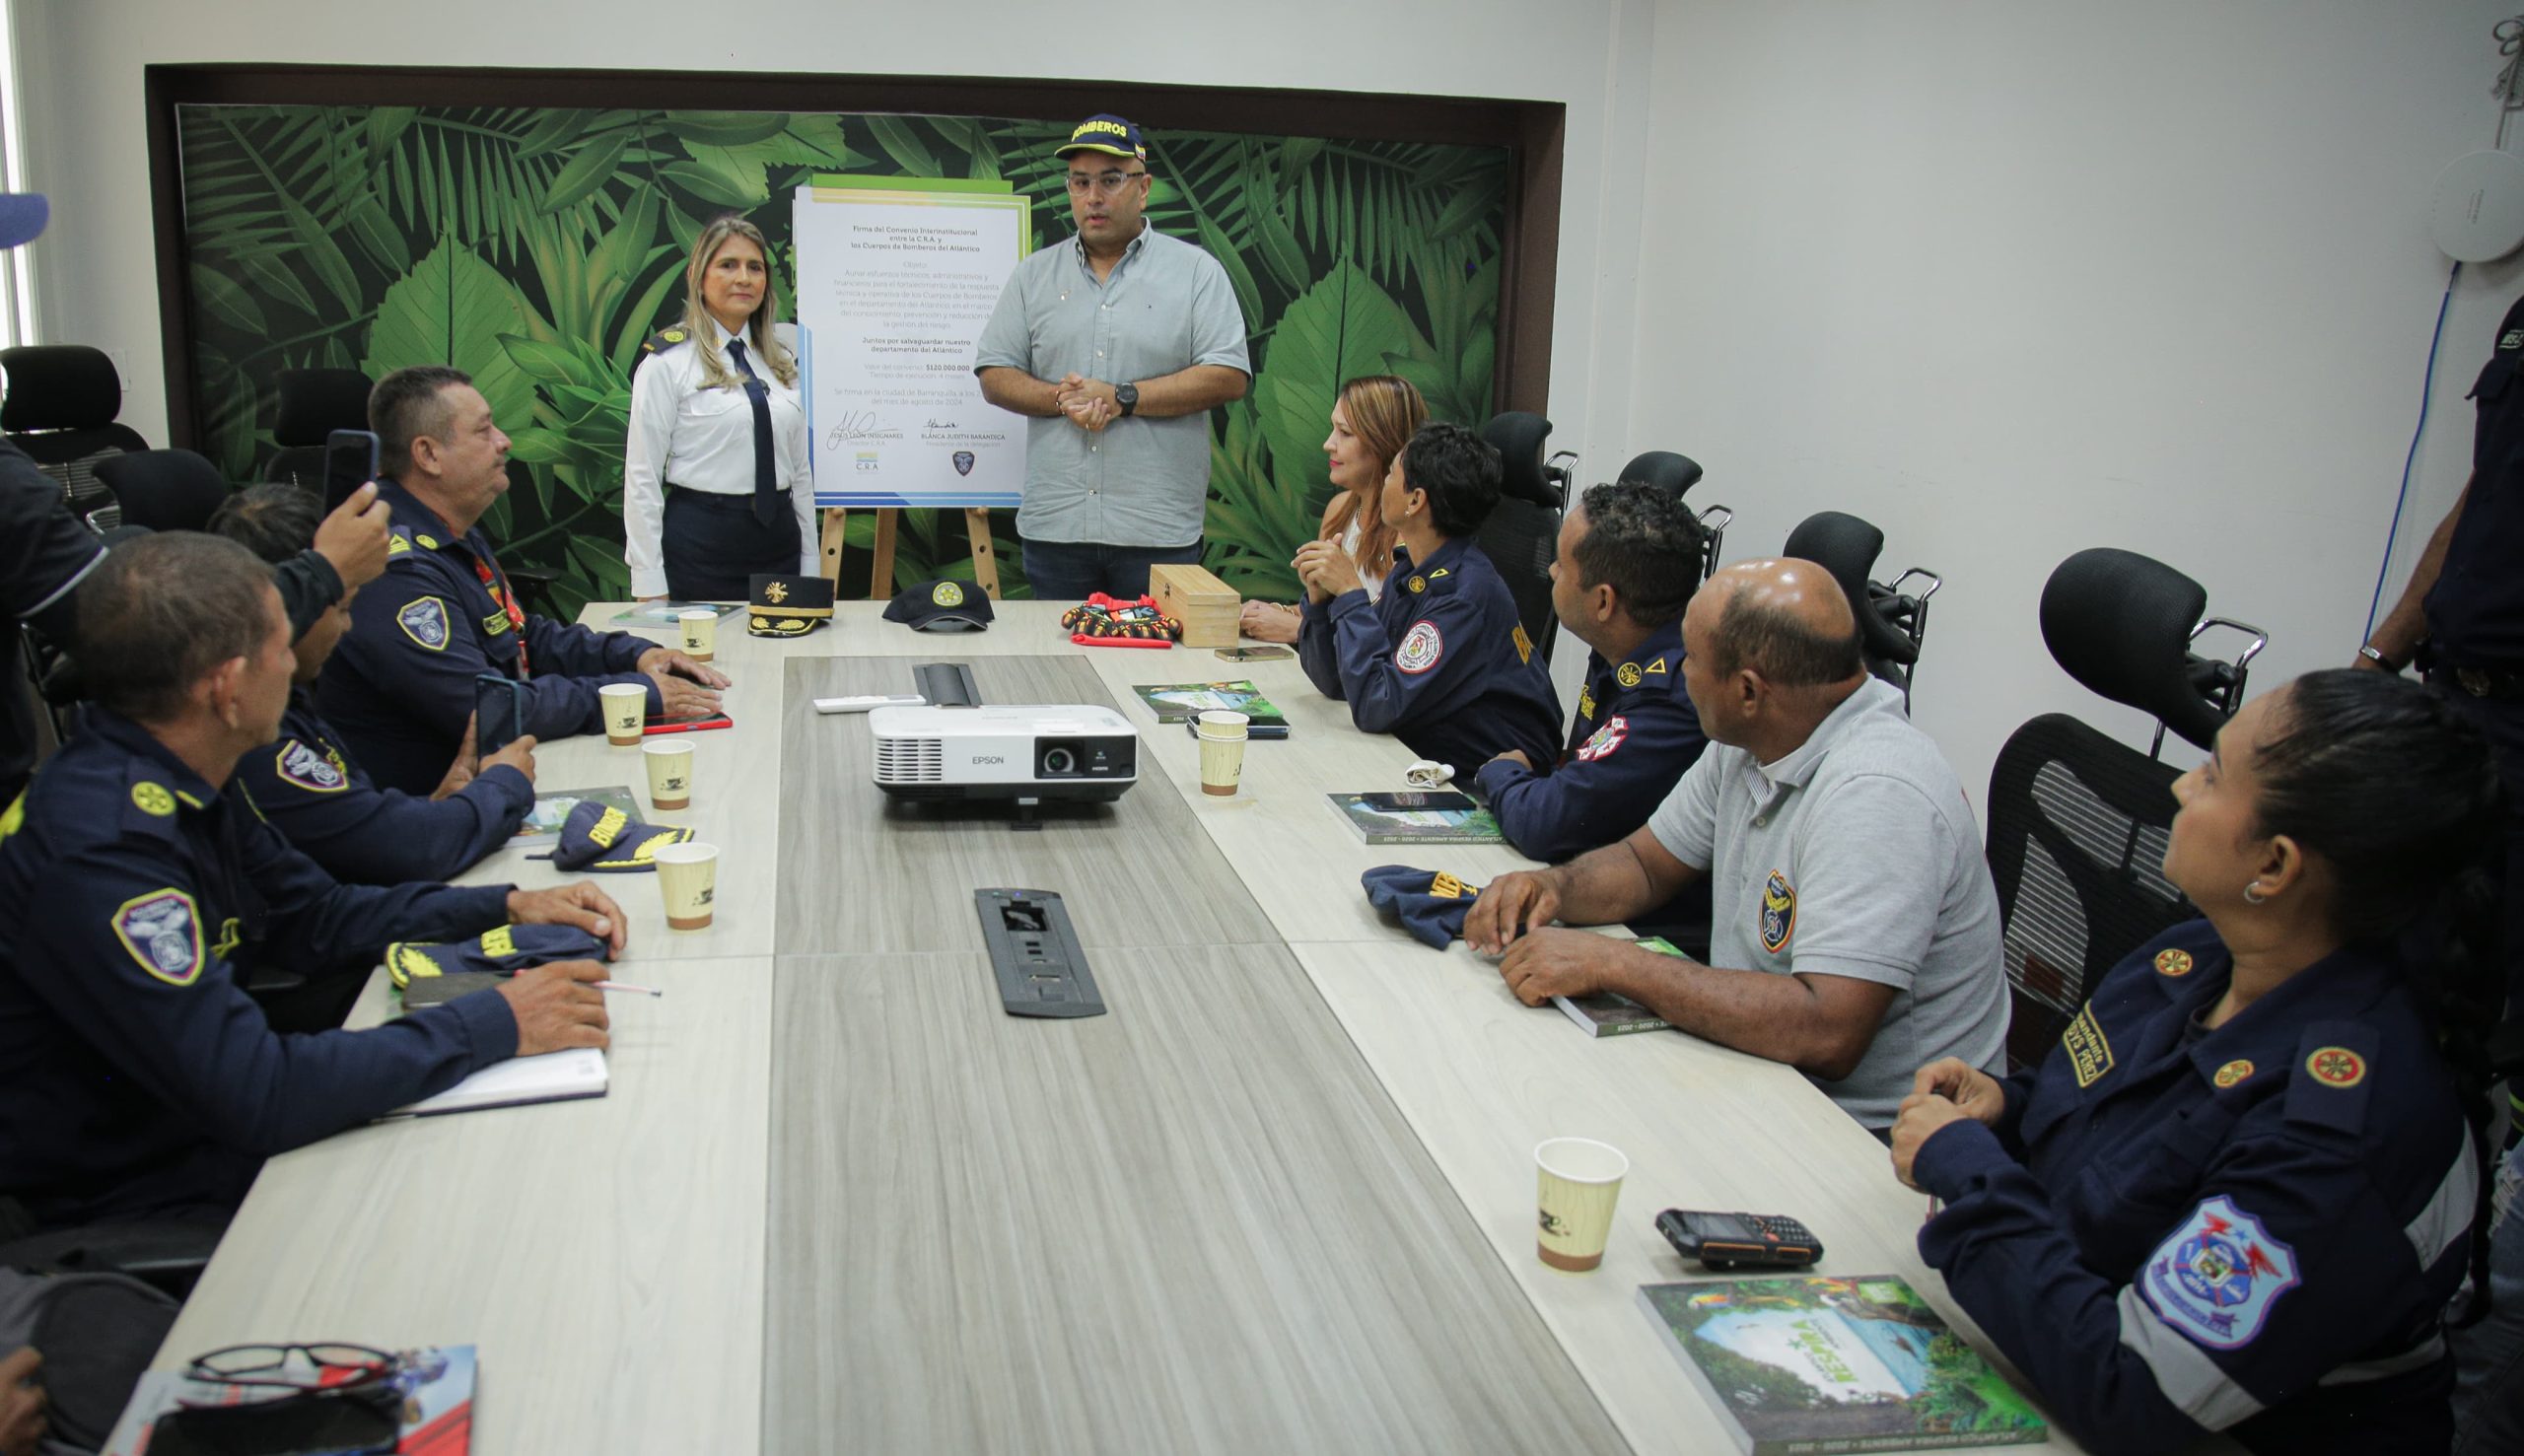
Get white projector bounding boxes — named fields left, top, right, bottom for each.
left=869, top=704, right=1140, bottom=803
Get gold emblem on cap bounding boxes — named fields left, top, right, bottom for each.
left=131, top=782, right=176, bottom=817
left=765, top=581, right=790, bottom=603
left=2306, top=1046, right=2367, bottom=1088
left=934, top=581, right=964, bottom=608
left=1407, top=575, right=1426, bottom=593
left=2154, top=948, right=2194, bottom=977
left=1616, top=662, right=1644, bottom=689
left=2212, top=1059, right=2254, bottom=1089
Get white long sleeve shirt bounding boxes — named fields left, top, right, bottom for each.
left=623, top=318, right=815, bottom=597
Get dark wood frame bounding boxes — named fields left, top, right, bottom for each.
left=144, top=64, right=1563, bottom=451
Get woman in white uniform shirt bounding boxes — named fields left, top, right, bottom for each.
left=1238, top=375, right=1428, bottom=643
left=624, top=215, right=816, bottom=600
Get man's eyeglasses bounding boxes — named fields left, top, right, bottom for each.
left=186, top=1342, right=399, bottom=1393
left=1065, top=170, right=1149, bottom=196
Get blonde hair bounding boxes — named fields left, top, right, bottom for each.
left=680, top=215, right=799, bottom=390
left=1323, top=375, right=1428, bottom=576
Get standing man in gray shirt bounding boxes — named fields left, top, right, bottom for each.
left=1464, top=558, right=2009, bottom=1132
left=974, top=113, right=1252, bottom=600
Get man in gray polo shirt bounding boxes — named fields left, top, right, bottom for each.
left=1464, top=558, right=2008, bottom=1130
left=975, top=113, right=1251, bottom=600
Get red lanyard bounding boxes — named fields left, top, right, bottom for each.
left=475, top=553, right=529, bottom=676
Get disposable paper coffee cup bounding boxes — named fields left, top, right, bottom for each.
left=1196, top=711, right=1248, bottom=797
left=643, top=738, right=695, bottom=810
left=599, top=682, right=647, bottom=745
left=1535, top=1137, right=1629, bottom=1273
left=678, top=608, right=717, bottom=662
left=655, top=841, right=719, bottom=931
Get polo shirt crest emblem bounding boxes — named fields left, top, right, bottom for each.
left=2154, top=947, right=2195, bottom=977
left=111, top=887, right=204, bottom=987
left=1759, top=868, right=1795, bottom=952
left=1395, top=620, right=1442, bottom=674
left=1616, top=662, right=1644, bottom=689
left=276, top=739, right=348, bottom=793
left=2212, top=1059, right=2254, bottom=1088
left=397, top=597, right=452, bottom=651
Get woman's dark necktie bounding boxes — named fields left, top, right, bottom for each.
left=726, top=339, right=777, bottom=526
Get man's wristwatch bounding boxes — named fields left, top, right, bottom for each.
left=1114, top=381, right=1140, bottom=418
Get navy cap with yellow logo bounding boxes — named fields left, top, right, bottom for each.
left=532, top=797, right=697, bottom=873
left=1055, top=113, right=1148, bottom=161
left=1360, top=865, right=1485, bottom=950
left=882, top=578, right=994, bottom=633
left=748, top=573, right=834, bottom=638
left=388, top=924, right=610, bottom=1008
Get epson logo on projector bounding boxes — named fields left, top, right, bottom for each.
left=971, top=755, right=1006, bottom=765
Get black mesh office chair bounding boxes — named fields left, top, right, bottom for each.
left=1781, top=511, right=1941, bottom=708
left=262, top=367, right=373, bottom=495
left=94, top=449, right=230, bottom=534
left=0, top=345, right=146, bottom=526
left=1986, top=547, right=2267, bottom=1070
left=1475, top=411, right=1572, bottom=663
left=1619, top=450, right=1729, bottom=582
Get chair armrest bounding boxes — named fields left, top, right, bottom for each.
left=0, top=1218, right=225, bottom=1298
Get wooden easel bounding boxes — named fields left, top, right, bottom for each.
left=819, top=507, right=1001, bottom=600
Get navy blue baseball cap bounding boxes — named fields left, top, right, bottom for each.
left=386, top=924, right=609, bottom=990
left=1361, top=865, right=1484, bottom=949
left=0, top=194, right=47, bottom=250
left=533, top=797, right=696, bottom=873
left=1056, top=114, right=1148, bottom=162
left=883, top=578, right=995, bottom=632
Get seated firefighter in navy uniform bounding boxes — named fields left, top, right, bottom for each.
left=213, top=483, right=539, bottom=885
left=319, top=366, right=730, bottom=797
left=1297, top=421, right=1561, bottom=770
left=0, top=534, right=620, bottom=1231
left=1477, top=480, right=1712, bottom=863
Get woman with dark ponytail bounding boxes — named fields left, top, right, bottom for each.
left=1888, top=669, right=2502, bottom=1454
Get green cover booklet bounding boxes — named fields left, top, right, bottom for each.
left=1638, top=1275, right=2047, bottom=1453
left=1129, top=680, right=1290, bottom=729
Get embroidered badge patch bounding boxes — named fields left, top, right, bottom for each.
left=1511, top=623, right=1534, bottom=664
left=2504, top=328, right=2523, bottom=351
left=1577, top=716, right=1630, bottom=762
left=1578, top=688, right=1596, bottom=720
left=1406, top=575, right=1427, bottom=594
left=1428, top=870, right=1471, bottom=900
left=415, top=534, right=440, bottom=550
left=396, top=596, right=452, bottom=651
left=111, top=887, right=205, bottom=986
left=1396, top=620, right=1443, bottom=674
left=2306, top=1046, right=2367, bottom=1088
left=1643, top=657, right=1668, bottom=676
left=1616, top=662, right=1644, bottom=689
left=275, top=739, right=348, bottom=794
left=2155, top=947, right=2195, bottom=977
left=764, top=581, right=790, bottom=603
left=386, top=532, right=411, bottom=555
left=2139, top=1196, right=2301, bottom=1350
left=129, top=782, right=176, bottom=817
left=2213, top=1060, right=2255, bottom=1089
left=933, top=581, right=965, bottom=608
left=1759, top=869, right=1795, bottom=953
left=480, top=926, right=518, bottom=957
left=2064, top=1004, right=2115, bottom=1087
left=482, top=611, right=513, bottom=637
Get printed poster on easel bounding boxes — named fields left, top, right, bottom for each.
left=793, top=175, right=1030, bottom=510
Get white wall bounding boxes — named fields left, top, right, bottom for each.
left=1632, top=0, right=2523, bottom=807
left=20, top=0, right=2512, bottom=807
left=8, top=0, right=1652, bottom=494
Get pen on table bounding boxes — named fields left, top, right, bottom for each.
left=591, top=980, right=663, bottom=997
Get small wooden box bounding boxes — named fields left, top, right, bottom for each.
left=1149, top=562, right=1240, bottom=649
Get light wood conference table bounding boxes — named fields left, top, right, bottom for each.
left=154, top=600, right=2077, bottom=1454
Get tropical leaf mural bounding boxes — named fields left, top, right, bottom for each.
left=175, top=105, right=1508, bottom=614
